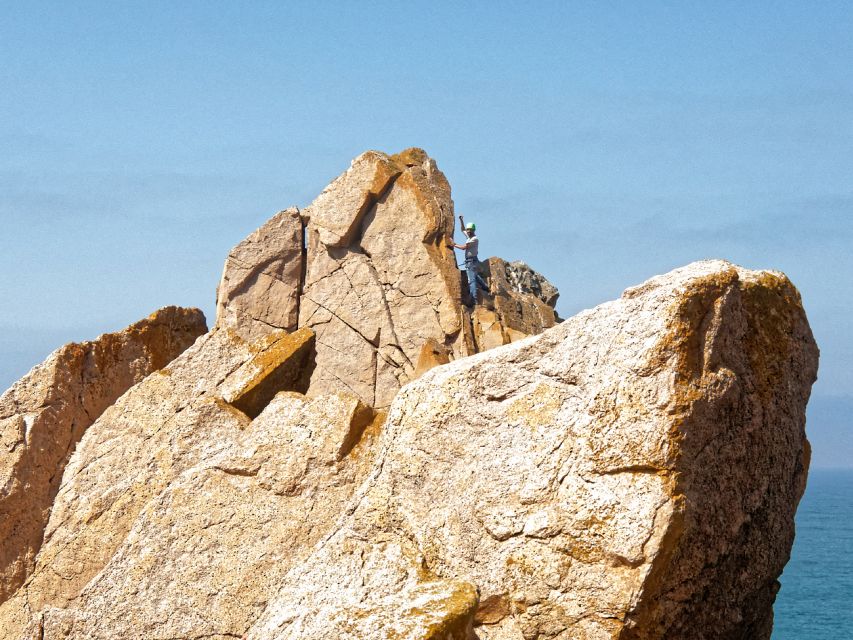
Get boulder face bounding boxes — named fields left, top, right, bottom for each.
left=214, top=148, right=561, bottom=409
left=0, top=325, right=381, bottom=640
left=299, top=148, right=465, bottom=409
left=242, top=260, right=817, bottom=640
left=472, top=257, right=560, bottom=351
left=215, top=207, right=304, bottom=341
left=0, top=306, right=206, bottom=606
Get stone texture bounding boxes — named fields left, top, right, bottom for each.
left=503, top=259, right=560, bottom=307
left=470, top=257, right=559, bottom=352
left=0, top=148, right=818, bottom=640
left=241, top=260, right=817, bottom=640
left=215, top=207, right=304, bottom=341
left=302, top=150, right=402, bottom=248
left=0, top=325, right=370, bottom=640
left=0, top=306, right=206, bottom=605
left=299, top=149, right=468, bottom=408
left=220, top=327, right=316, bottom=418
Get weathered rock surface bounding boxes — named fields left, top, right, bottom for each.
left=214, top=149, right=561, bottom=410
left=504, top=259, right=560, bottom=307
left=472, top=257, right=560, bottom=351
left=300, top=148, right=468, bottom=409
left=241, top=260, right=816, bottom=640
left=0, top=322, right=385, bottom=639
left=0, top=306, right=206, bottom=605
left=215, top=207, right=304, bottom=341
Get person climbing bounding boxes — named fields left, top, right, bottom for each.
left=449, top=215, right=488, bottom=307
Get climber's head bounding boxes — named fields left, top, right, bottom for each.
left=464, top=222, right=476, bottom=236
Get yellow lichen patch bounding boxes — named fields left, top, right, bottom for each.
left=507, top=383, right=564, bottom=429
left=211, top=397, right=254, bottom=428
left=367, top=155, right=401, bottom=197
left=335, top=399, right=379, bottom=461
left=402, top=580, right=479, bottom=640
left=224, top=327, right=249, bottom=346
left=613, top=271, right=746, bottom=639
left=634, top=268, right=742, bottom=465
left=414, top=339, right=452, bottom=379
left=740, top=272, right=806, bottom=403
left=645, top=267, right=739, bottom=387
left=224, top=327, right=316, bottom=419
left=390, top=147, right=429, bottom=168
left=393, top=170, right=442, bottom=237
left=474, top=593, right=512, bottom=625
left=346, top=410, right=386, bottom=462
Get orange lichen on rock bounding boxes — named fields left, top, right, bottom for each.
left=221, top=327, right=316, bottom=418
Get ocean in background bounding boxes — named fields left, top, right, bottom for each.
left=773, top=468, right=853, bottom=638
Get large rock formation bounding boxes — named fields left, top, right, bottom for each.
left=0, top=307, right=206, bottom=606
left=214, top=149, right=561, bottom=409
left=0, top=149, right=818, bottom=640
left=0, top=258, right=817, bottom=640
left=0, top=324, right=385, bottom=640
left=238, top=260, right=817, bottom=640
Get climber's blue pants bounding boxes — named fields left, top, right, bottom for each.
left=465, top=259, right=487, bottom=304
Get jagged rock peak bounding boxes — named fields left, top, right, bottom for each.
left=215, top=148, right=560, bottom=409
left=505, top=259, right=560, bottom=307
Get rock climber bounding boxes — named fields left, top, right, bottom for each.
left=449, top=215, right=488, bottom=307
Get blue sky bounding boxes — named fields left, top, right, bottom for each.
left=1, top=1, right=851, bottom=466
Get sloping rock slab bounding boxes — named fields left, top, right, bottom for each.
left=243, top=260, right=817, bottom=640
left=0, top=306, right=206, bottom=604
left=0, top=325, right=382, bottom=640
left=220, top=327, right=316, bottom=418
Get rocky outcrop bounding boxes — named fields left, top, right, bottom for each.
left=240, top=260, right=817, bottom=640
left=0, top=324, right=383, bottom=640
left=0, top=307, right=206, bottom=605
left=0, top=259, right=817, bottom=640
left=215, top=207, right=304, bottom=341
left=472, top=257, right=560, bottom=351
left=214, top=149, right=560, bottom=409
left=300, top=148, right=466, bottom=409
left=0, top=147, right=818, bottom=640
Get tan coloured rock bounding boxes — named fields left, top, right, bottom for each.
left=220, top=327, right=315, bottom=418
left=0, top=146, right=817, bottom=640
left=413, top=338, right=452, bottom=379
left=470, top=257, right=559, bottom=351
left=0, top=323, right=374, bottom=640
left=299, top=149, right=468, bottom=408
left=0, top=306, right=206, bottom=605
left=503, top=259, right=560, bottom=307
left=215, top=207, right=304, bottom=341
left=302, top=150, right=402, bottom=248
left=18, top=394, right=381, bottom=640
left=242, top=260, right=817, bottom=640
left=213, top=149, right=561, bottom=409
